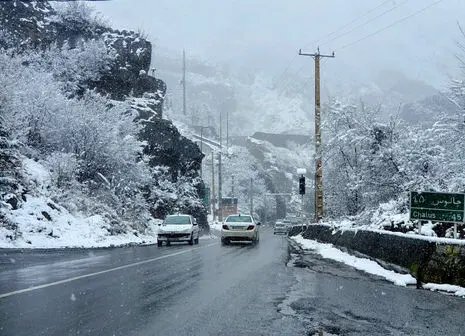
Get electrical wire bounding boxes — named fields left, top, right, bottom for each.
left=340, top=0, right=446, bottom=50
left=275, top=1, right=401, bottom=95
left=274, top=0, right=395, bottom=87
left=301, top=0, right=394, bottom=51
left=319, top=0, right=409, bottom=48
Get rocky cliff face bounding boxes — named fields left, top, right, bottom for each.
left=0, top=1, right=206, bottom=227
left=0, top=1, right=55, bottom=49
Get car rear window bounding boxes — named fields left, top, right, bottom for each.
left=226, top=215, right=252, bottom=223
left=164, top=215, right=191, bottom=225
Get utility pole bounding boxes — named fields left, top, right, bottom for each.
left=182, top=49, right=186, bottom=116
left=249, top=177, right=253, bottom=215
left=219, top=110, right=222, bottom=149
left=200, top=126, right=204, bottom=178
left=231, top=174, right=235, bottom=196
left=218, top=152, right=223, bottom=222
left=226, top=109, right=229, bottom=152
left=299, top=47, right=334, bottom=222
left=211, top=152, right=216, bottom=221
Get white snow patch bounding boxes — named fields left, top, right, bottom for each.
left=423, top=283, right=465, bottom=297
left=1, top=158, right=161, bottom=249
left=136, top=48, right=145, bottom=57
left=291, top=235, right=417, bottom=287
left=23, top=158, right=51, bottom=187
left=1, top=193, right=160, bottom=248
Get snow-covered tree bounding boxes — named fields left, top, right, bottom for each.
left=26, top=39, right=117, bottom=96
left=323, top=99, right=407, bottom=217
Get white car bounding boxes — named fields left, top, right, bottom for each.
left=221, top=214, right=260, bottom=245
left=157, top=214, right=200, bottom=246
left=273, top=221, right=288, bottom=235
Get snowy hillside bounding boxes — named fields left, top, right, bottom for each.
left=0, top=2, right=207, bottom=249
left=1, top=158, right=160, bottom=249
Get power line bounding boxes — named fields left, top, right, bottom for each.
left=301, top=0, right=394, bottom=51
left=278, top=63, right=310, bottom=96
left=319, top=0, right=408, bottom=48
left=275, top=1, right=398, bottom=92
left=273, top=56, right=299, bottom=86
left=283, top=59, right=331, bottom=107
left=340, top=0, right=446, bottom=50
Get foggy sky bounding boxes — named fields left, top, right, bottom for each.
left=92, top=0, right=465, bottom=88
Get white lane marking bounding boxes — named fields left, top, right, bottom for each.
left=0, top=243, right=218, bottom=299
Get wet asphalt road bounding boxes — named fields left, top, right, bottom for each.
left=0, top=227, right=464, bottom=336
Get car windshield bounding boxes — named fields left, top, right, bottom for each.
left=226, top=216, right=252, bottom=223
left=163, top=216, right=191, bottom=225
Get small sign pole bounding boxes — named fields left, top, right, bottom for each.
left=454, top=223, right=458, bottom=239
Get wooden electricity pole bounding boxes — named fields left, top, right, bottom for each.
left=250, top=177, right=254, bottom=216
left=182, top=49, right=186, bottom=116
left=218, top=152, right=223, bottom=222
left=211, top=152, right=216, bottom=221
left=299, top=48, right=334, bottom=222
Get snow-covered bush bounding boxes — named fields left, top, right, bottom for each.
left=0, top=51, right=152, bottom=231
left=52, top=2, right=108, bottom=30
left=26, top=39, right=117, bottom=95
left=0, top=29, right=13, bottom=49
left=45, top=152, right=80, bottom=188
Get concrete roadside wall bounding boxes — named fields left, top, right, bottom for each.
left=288, top=225, right=465, bottom=287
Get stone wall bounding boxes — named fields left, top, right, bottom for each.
left=289, top=225, right=465, bottom=287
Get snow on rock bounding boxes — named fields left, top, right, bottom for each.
left=291, top=234, right=417, bottom=287
left=1, top=158, right=159, bottom=249
left=1, top=192, right=159, bottom=248
left=423, top=283, right=465, bottom=297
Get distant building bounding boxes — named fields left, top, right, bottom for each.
left=218, top=197, right=238, bottom=220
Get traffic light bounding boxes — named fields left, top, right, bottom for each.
left=299, top=175, right=305, bottom=195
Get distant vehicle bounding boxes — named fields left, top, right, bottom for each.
left=282, top=219, right=292, bottom=225
left=273, top=221, right=288, bottom=235
left=284, top=216, right=300, bottom=225
left=157, top=214, right=199, bottom=247
left=221, top=214, right=260, bottom=245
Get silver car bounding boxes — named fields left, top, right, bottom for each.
left=221, top=214, right=260, bottom=245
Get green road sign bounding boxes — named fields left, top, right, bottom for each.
left=203, top=187, right=210, bottom=206
left=410, top=191, right=465, bottom=223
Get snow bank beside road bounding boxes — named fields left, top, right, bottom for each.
left=291, top=235, right=417, bottom=287
left=291, top=235, right=465, bottom=297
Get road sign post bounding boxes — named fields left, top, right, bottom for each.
left=410, top=191, right=465, bottom=238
